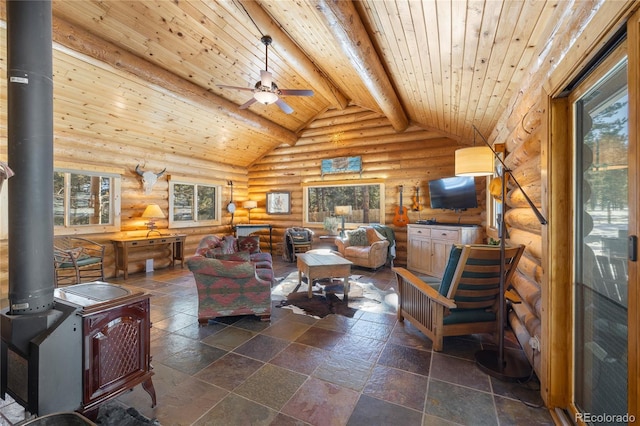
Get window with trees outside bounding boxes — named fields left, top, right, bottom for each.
left=302, top=180, right=385, bottom=228
left=169, top=177, right=222, bottom=228
left=54, top=169, right=121, bottom=234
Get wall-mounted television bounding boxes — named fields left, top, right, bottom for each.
left=428, top=176, right=478, bottom=210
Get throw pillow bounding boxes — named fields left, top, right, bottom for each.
left=220, top=236, right=236, bottom=254
left=238, top=236, right=260, bottom=254
left=348, top=228, right=369, bottom=246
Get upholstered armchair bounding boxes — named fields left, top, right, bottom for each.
left=54, top=236, right=105, bottom=286
left=335, top=226, right=390, bottom=269
left=187, top=253, right=272, bottom=322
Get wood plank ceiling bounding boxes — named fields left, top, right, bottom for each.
left=3, top=1, right=572, bottom=167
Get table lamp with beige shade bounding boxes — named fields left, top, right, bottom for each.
left=142, top=203, right=165, bottom=237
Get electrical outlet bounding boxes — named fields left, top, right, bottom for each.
left=529, top=336, right=540, bottom=351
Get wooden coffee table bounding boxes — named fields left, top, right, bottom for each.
left=296, top=252, right=353, bottom=301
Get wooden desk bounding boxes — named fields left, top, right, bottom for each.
left=235, top=224, right=273, bottom=254
left=111, top=234, right=186, bottom=279
left=296, top=252, right=352, bottom=301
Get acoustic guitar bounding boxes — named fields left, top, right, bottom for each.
left=393, top=185, right=409, bottom=227
left=412, top=186, right=423, bottom=211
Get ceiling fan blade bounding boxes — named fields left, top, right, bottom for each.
left=218, top=84, right=255, bottom=92
left=275, top=99, right=294, bottom=114
left=260, top=70, right=273, bottom=88
left=239, top=97, right=258, bottom=109
left=279, top=89, right=314, bottom=97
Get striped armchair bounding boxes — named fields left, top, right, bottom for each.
left=393, top=244, right=524, bottom=351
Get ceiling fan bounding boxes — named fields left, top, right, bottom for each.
left=218, top=35, right=314, bottom=114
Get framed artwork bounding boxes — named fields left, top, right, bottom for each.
left=321, top=156, right=362, bottom=177
left=266, top=192, right=291, bottom=214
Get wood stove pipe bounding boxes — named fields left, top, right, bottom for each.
left=7, top=0, right=55, bottom=314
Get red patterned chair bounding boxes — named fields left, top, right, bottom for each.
left=186, top=235, right=274, bottom=322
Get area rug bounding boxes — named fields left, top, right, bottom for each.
left=272, top=272, right=397, bottom=318
left=96, top=401, right=160, bottom=426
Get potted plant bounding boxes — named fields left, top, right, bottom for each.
left=323, top=216, right=341, bottom=235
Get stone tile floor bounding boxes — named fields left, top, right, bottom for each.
left=1, top=258, right=553, bottom=425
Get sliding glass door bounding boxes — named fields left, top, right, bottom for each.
left=573, top=49, right=629, bottom=421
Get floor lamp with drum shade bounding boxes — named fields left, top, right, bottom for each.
left=243, top=200, right=257, bottom=223
left=334, top=205, right=352, bottom=238
left=455, top=125, right=547, bottom=381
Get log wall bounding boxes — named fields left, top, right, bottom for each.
left=0, top=104, right=485, bottom=289
left=55, top=133, right=248, bottom=278
left=0, top=131, right=248, bottom=286
left=247, top=105, right=487, bottom=266
left=495, top=97, right=546, bottom=377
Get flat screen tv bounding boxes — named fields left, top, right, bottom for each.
left=428, top=176, right=478, bottom=210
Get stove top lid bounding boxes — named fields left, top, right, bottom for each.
left=54, top=281, right=131, bottom=307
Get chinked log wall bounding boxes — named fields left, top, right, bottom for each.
left=497, top=97, right=546, bottom=376
left=248, top=105, right=487, bottom=267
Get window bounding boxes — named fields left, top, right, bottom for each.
left=169, top=177, right=222, bottom=228
left=54, top=169, right=121, bottom=233
left=302, top=179, right=385, bottom=227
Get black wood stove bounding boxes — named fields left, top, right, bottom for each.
left=1, top=1, right=155, bottom=418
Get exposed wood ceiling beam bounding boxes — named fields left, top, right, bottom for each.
left=51, top=16, right=299, bottom=146
left=314, top=0, right=409, bottom=132
left=238, top=0, right=349, bottom=111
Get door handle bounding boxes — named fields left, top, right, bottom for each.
left=629, top=235, right=637, bottom=262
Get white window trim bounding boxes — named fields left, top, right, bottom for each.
left=54, top=167, right=122, bottom=235
left=168, top=175, right=223, bottom=228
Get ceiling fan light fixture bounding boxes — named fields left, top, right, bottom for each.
left=254, top=90, right=278, bottom=105
left=217, top=35, right=312, bottom=113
